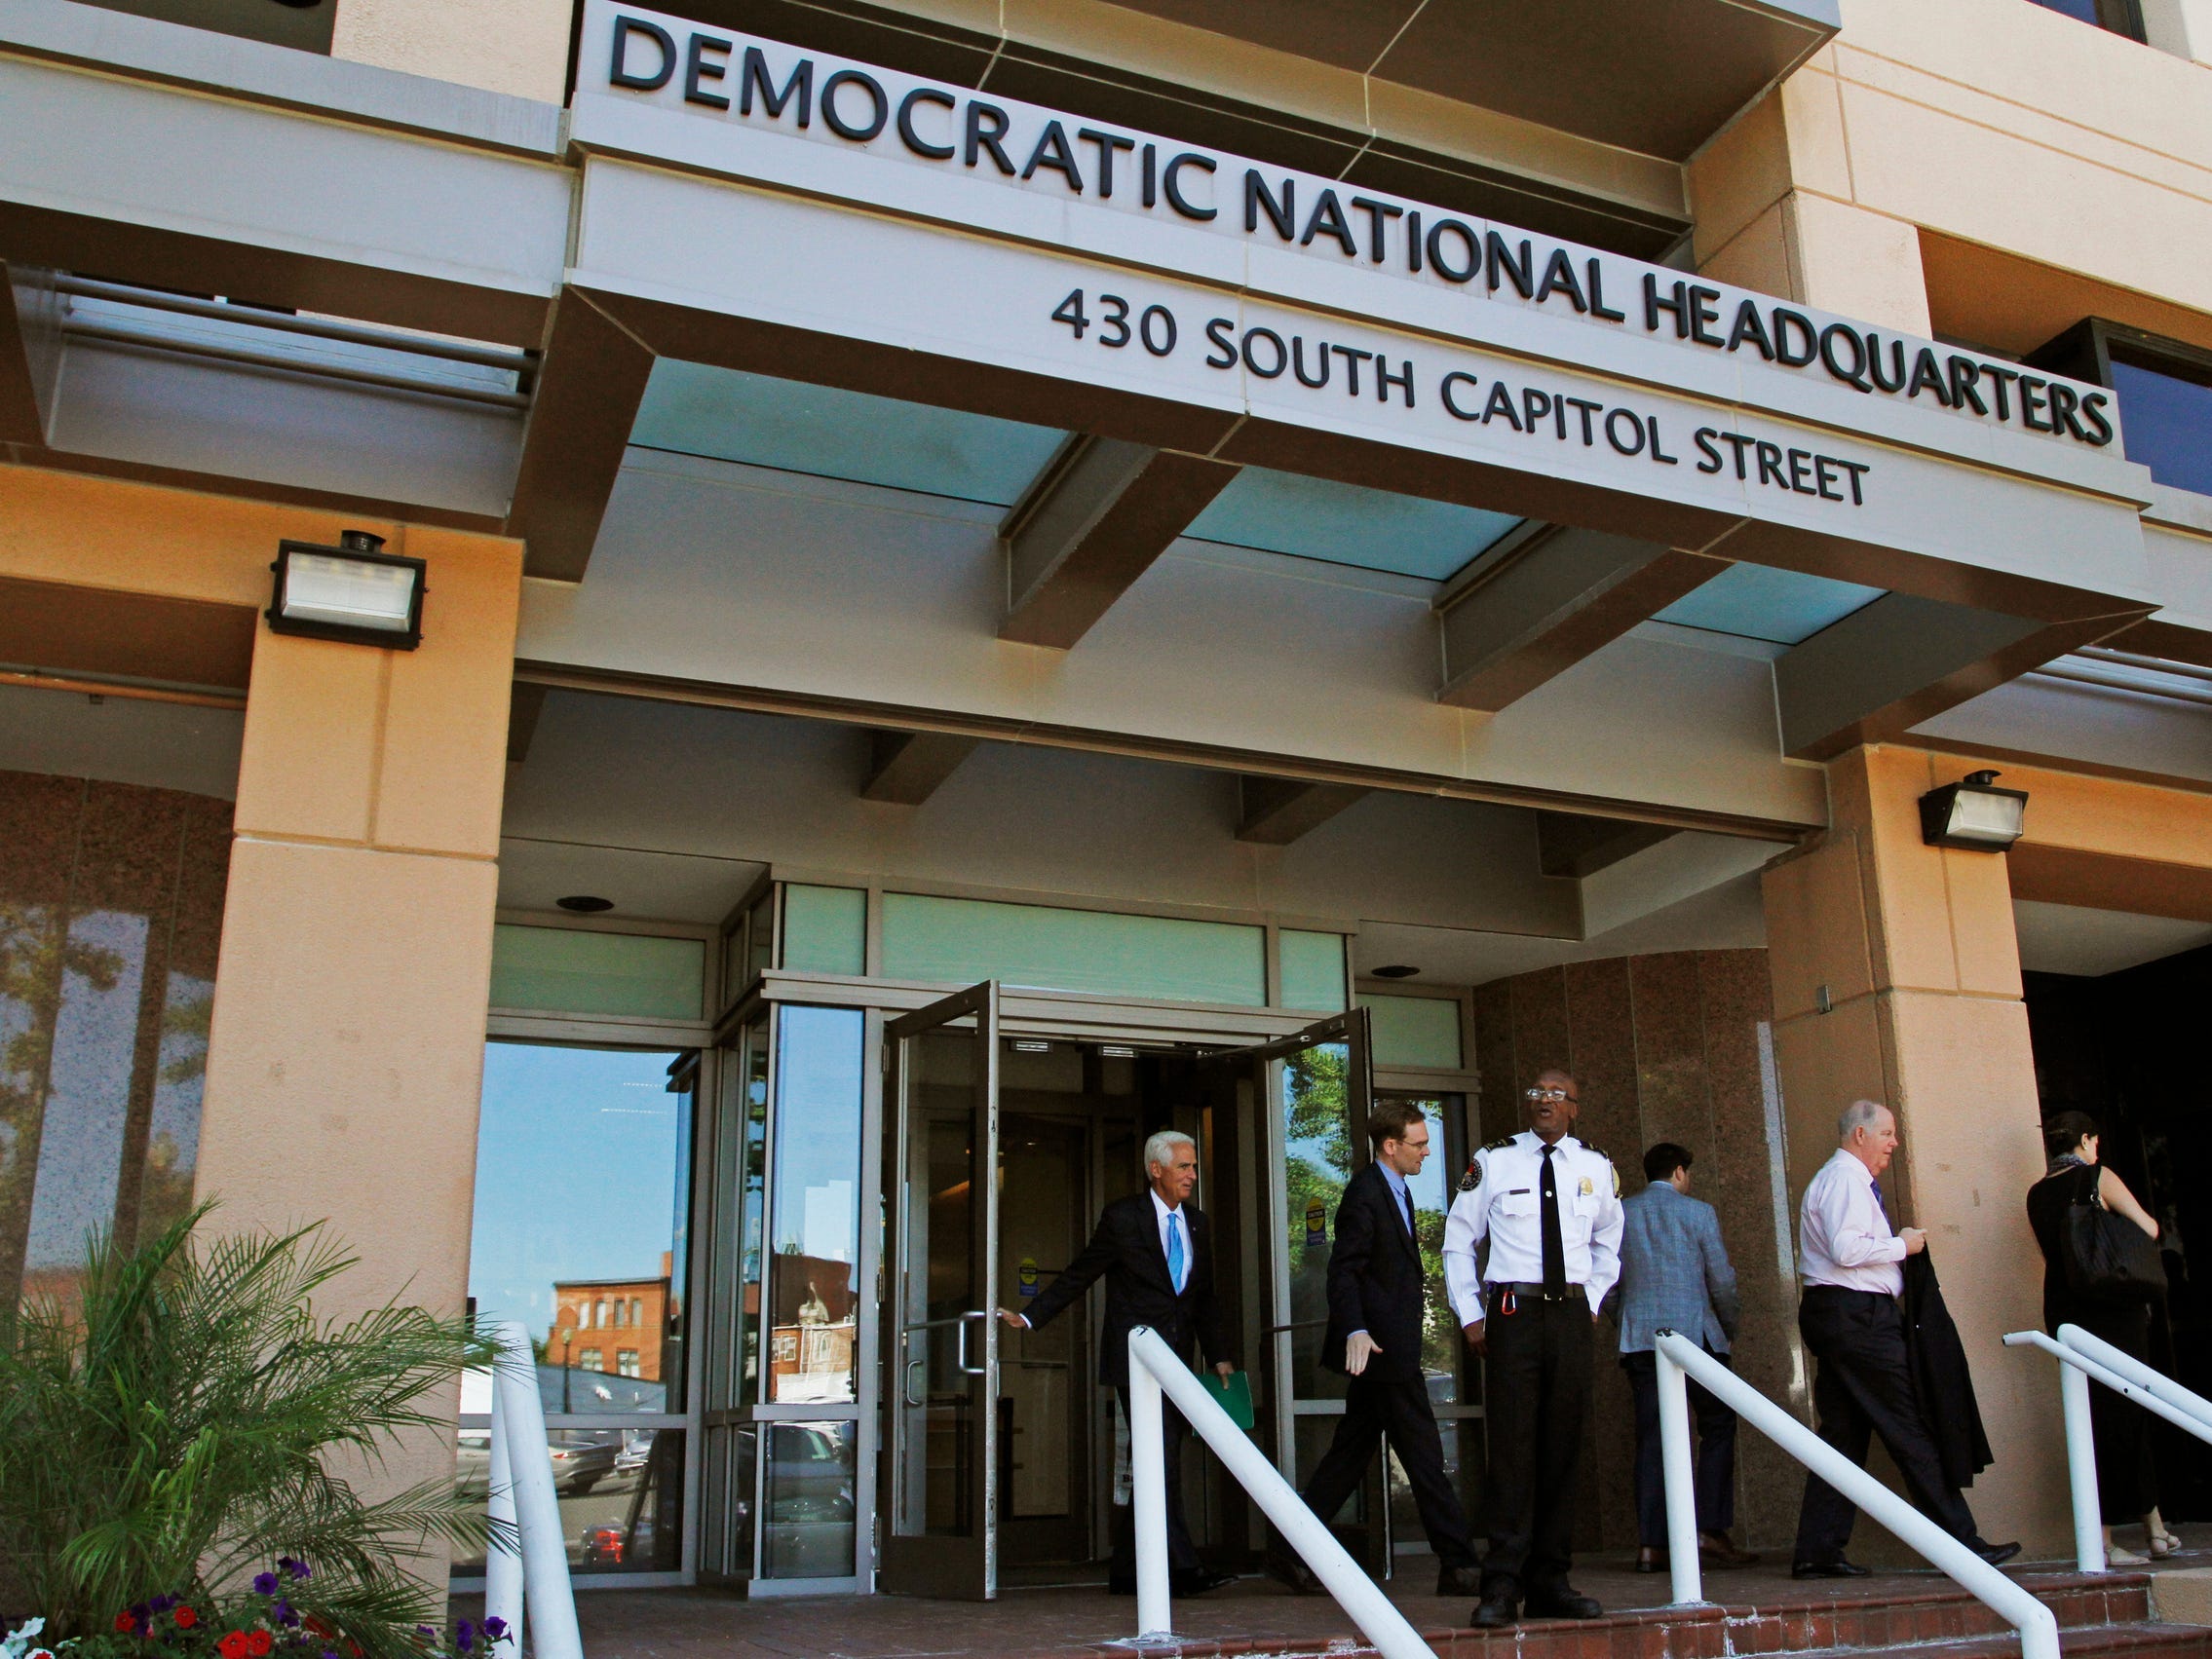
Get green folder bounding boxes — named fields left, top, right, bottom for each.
left=1201, top=1369, right=1256, bottom=1431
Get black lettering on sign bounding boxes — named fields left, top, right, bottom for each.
left=740, top=46, right=810, bottom=125
left=610, top=16, right=675, bottom=89
left=820, top=68, right=887, bottom=140
left=896, top=88, right=955, bottom=159
left=683, top=32, right=731, bottom=108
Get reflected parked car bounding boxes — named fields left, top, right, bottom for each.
left=454, top=1429, right=491, bottom=1500
left=549, top=1432, right=620, bottom=1494
left=767, top=1423, right=854, bottom=1522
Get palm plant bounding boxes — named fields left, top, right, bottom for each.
left=0, top=1204, right=505, bottom=1658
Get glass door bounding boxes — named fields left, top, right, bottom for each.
left=1201, top=1008, right=1386, bottom=1569
left=877, top=982, right=1002, bottom=1600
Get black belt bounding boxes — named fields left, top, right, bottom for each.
left=1489, top=1281, right=1584, bottom=1302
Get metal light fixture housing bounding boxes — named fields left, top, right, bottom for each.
left=267, top=530, right=426, bottom=649
left=1919, top=769, right=2029, bottom=850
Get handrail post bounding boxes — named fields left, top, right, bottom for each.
left=493, top=1322, right=586, bottom=1659
left=483, top=1379, right=525, bottom=1650
left=1128, top=1341, right=1173, bottom=1638
left=2060, top=1360, right=2105, bottom=1574
left=1653, top=1334, right=1705, bottom=1606
left=1126, top=1328, right=1436, bottom=1659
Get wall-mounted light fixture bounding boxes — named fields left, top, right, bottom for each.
left=1919, top=769, right=2029, bottom=850
left=267, top=530, right=426, bottom=649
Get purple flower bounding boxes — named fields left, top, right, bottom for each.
left=416, top=1629, right=437, bottom=1642
left=149, top=1596, right=174, bottom=1614
left=274, top=1603, right=299, bottom=1630
left=456, top=1621, right=474, bottom=1652
left=252, top=1574, right=279, bottom=1598
left=279, top=1559, right=310, bottom=1582
left=324, top=1650, right=341, bottom=1659
left=480, top=1620, right=507, bottom=1643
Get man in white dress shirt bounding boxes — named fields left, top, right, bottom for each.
left=1443, top=1069, right=1623, bottom=1628
left=1790, top=1100, right=2019, bottom=1577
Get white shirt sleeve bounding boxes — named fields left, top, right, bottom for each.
left=1443, top=1160, right=1491, bottom=1327
left=1583, top=1156, right=1625, bottom=1310
left=1819, top=1170, right=1906, bottom=1267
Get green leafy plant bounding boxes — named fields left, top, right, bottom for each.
left=0, top=1203, right=506, bottom=1659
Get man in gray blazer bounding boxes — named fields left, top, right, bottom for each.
left=1616, top=1143, right=1757, bottom=1571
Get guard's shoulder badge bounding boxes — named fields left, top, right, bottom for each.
left=1483, top=1135, right=1517, bottom=1151
left=1579, top=1139, right=1609, bottom=1162
left=1458, top=1157, right=1482, bottom=1192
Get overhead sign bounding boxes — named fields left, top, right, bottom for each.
left=571, top=1, right=2125, bottom=474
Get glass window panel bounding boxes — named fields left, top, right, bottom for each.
left=881, top=893, right=1265, bottom=1006
left=1278, top=929, right=1348, bottom=1010
left=747, top=892, right=776, bottom=984
left=467, top=1042, right=692, bottom=1414
left=782, top=886, right=866, bottom=976
left=720, top=926, right=746, bottom=1014
left=1359, top=994, right=1463, bottom=1070
left=1385, top=1096, right=1460, bottom=1402
left=768, top=1006, right=864, bottom=1403
left=2113, top=357, right=2212, bottom=497
left=452, top=1427, right=685, bottom=1577
left=1281, top=1042, right=1353, bottom=1401
left=489, top=925, right=705, bottom=1021
left=763, top=1419, right=858, bottom=1577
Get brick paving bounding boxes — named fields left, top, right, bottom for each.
left=457, top=1552, right=2212, bottom=1659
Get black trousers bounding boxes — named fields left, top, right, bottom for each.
left=1115, top=1385, right=1201, bottom=1577
left=1623, top=1347, right=1738, bottom=1548
left=1302, top=1370, right=1476, bottom=1568
left=1792, top=1287, right=1980, bottom=1563
left=1480, top=1291, right=1592, bottom=1593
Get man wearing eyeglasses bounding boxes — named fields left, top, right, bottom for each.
left=1442, top=1070, right=1622, bottom=1630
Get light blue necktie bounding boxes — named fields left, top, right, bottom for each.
left=1166, top=1210, right=1187, bottom=1294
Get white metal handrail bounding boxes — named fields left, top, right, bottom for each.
left=1654, top=1331, right=2056, bottom=1659
left=2003, top=1323, right=2212, bottom=1573
left=1126, top=1327, right=1434, bottom=1659
left=483, top=1322, right=586, bottom=1659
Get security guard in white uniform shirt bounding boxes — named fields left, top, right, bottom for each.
left=1442, top=1068, right=1622, bottom=1629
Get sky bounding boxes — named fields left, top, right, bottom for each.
left=467, top=1041, right=684, bottom=1335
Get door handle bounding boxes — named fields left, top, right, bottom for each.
left=902, top=1355, right=927, bottom=1408
left=955, top=1309, right=992, bottom=1377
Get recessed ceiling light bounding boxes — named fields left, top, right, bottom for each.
left=557, top=895, right=614, bottom=913
left=1098, top=1045, right=1137, bottom=1059
left=1371, top=963, right=1420, bottom=979
left=1011, top=1039, right=1051, bottom=1053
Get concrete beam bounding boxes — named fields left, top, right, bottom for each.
left=999, top=435, right=1239, bottom=649
left=507, top=681, right=549, bottom=764
left=1236, top=776, right=1370, bottom=846
left=1435, top=524, right=1725, bottom=711
left=1774, top=592, right=2153, bottom=760
left=861, top=730, right=981, bottom=806
left=0, top=263, right=57, bottom=447
left=507, top=291, right=656, bottom=583
left=1535, top=810, right=1676, bottom=879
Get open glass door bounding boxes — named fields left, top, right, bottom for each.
left=877, top=982, right=1001, bottom=1600
left=1201, top=1008, right=1387, bottom=1569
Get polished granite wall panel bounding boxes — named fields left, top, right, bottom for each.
left=0, top=768, right=233, bottom=1308
left=1465, top=949, right=1804, bottom=1556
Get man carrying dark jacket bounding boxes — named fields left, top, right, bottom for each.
left=1002, top=1128, right=1234, bottom=1596
left=1275, top=1101, right=1480, bottom=1596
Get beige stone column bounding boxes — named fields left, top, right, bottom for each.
left=1763, top=745, right=2066, bottom=1554
left=196, top=522, right=521, bottom=1537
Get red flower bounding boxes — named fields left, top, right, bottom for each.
left=248, top=1632, right=274, bottom=1657
left=303, top=1618, right=334, bottom=1640
left=174, top=1609, right=200, bottom=1630
left=220, top=1632, right=251, bottom=1659
left=115, top=1615, right=137, bottom=1634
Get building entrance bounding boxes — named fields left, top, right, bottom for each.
left=875, top=983, right=1384, bottom=1600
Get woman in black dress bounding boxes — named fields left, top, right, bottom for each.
left=2026, top=1110, right=2175, bottom=1562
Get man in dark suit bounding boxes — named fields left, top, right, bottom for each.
left=1001, top=1128, right=1234, bottom=1596
left=1277, top=1101, right=1480, bottom=1596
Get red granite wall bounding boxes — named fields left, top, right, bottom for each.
left=1470, top=949, right=1811, bottom=1555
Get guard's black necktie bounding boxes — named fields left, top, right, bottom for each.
left=1539, top=1144, right=1567, bottom=1296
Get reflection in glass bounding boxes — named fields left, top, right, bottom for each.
left=1389, top=1097, right=1460, bottom=1401
left=2114, top=357, right=2212, bottom=497
left=0, top=777, right=230, bottom=1312
left=764, top=1419, right=858, bottom=1577
left=768, top=1006, right=864, bottom=1404
left=451, top=1425, right=685, bottom=1576
left=1282, top=1042, right=1353, bottom=1401
left=467, top=1043, right=692, bottom=1414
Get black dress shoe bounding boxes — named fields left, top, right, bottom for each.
left=1524, top=1585, right=1603, bottom=1620
left=1435, top=1563, right=1483, bottom=1597
left=1976, top=1540, right=2022, bottom=1567
left=1175, top=1568, right=1236, bottom=1596
left=1470, top=1590, right=1518, bottom=1630
left=1791, top=1557, right=1872, bottom=1579
left=1267, top=1552, right=1323, bottom=1595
